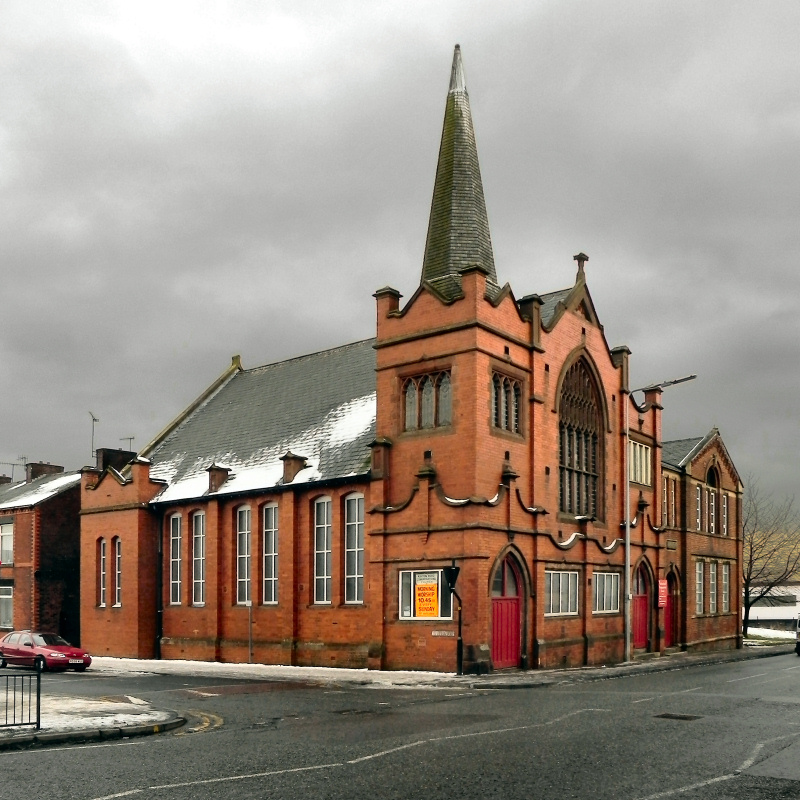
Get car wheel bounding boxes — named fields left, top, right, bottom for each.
left=0, top=657, right=5, bottom=669
left=34, top=656, right=46, bottom=672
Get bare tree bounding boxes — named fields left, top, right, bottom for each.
left=742, top=478, right=800, bottom=636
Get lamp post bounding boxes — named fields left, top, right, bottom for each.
left=624, top=374, right=696, bottom=663
left=443, top=564, right=462, bottom=675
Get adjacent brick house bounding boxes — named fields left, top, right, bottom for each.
left=661, top=431, right=743, bottom=652
left=79, top=46, right=742, bottom=671
left=0, top=463, right=82, bottom=644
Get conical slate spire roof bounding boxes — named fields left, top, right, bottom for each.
left=421, top=45, right=498, bottom=301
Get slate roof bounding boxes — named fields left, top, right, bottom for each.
left=420, top=45, right=499, bottom=302
left=661, top=436, right=706, bottom=470
left=537, top=288, right=573, bottom=327
left=144, top=339, right=377, bottom=504
left=0, top=471, right=81, bottom=511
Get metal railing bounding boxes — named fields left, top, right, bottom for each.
left=1, top=666, right=41, bottom=730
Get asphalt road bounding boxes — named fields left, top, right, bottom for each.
left=5, top=654, right=800, bottom=800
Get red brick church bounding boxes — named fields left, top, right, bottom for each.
left=80, top=47, right=742, bottom=672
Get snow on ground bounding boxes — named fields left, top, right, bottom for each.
left=747, top=626, right=795, bottom=639
left=89, top=656, right=456, bottom=687
left=0, top=695, right=173, bottom=737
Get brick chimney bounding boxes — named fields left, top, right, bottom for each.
left=95, top=448, right=138, bottom=473
left=206, top=463, right=231, bottom=493
left=26, top=462, right=64, bottom=482
left=280, top=451, right=308, bottom=483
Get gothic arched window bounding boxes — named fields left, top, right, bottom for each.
left=402, top=371, right=452, bottom=431
left=492, top=373, right=522, bottom=434
left=559, top=360, right=603, bottom=519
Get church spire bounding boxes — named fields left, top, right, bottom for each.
left=420, top=45, right=498, bottom=301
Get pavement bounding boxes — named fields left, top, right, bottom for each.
left=0, top=636, right=794, bottom=751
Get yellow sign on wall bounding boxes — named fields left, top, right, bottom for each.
left=414, top=572, right=439, bottom=618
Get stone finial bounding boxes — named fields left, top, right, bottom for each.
left=449, top=43, right=466, bottom=94
left=574, top=252, right=589, bottom=282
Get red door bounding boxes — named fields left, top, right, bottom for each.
left=632, top=566, right=650, bottom=651
left=491, top=557, right=522, bottom=669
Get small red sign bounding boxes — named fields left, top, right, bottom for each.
left=658, top=579, right=668, bottom=608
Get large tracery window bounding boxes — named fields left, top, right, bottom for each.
left=559, top=359, right=603, bottom=519
left=403, top=371, right=452, bottom=430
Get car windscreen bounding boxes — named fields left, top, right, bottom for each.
left=33, top=634, right=70, bottom=646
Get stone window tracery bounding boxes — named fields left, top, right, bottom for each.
left=492, top=373, right=522, bottom=433
left=558, top=360, right=603, bottom=518
left=403, top=371, right=452, bottom=431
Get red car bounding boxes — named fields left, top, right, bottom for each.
left=0, top=630, right=92, bottom=672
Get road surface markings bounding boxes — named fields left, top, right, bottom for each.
left=735, top=732, right=798, bottom=771
left=9, top=739, right=147, bottom=755
left=726, top=672, right=768, bottom=682
left=632, top=686, right=700, bottom=704
left=747, top=674, right=791, bottom=687
left=174, top=710, right=224, bottom=735
left=86, top=707, right=610, bottom=800
left=429, top=708, right=609, bottom=744
left=633, top=773, right=735, bottom=799
left=151, top=763, right=342, bottom=791
left=631, top=732, right=800, bottom=800
left=348, top=740, right=425, bottom=763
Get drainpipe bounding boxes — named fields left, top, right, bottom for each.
left=155, top=506, right=163, bottom=660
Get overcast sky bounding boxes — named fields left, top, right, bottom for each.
left=1, top=1, right=798, bottom=499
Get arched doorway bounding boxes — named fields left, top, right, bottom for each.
left=632, top=564, right=651, bottom=651
left=663, top=572, right=679, bottom=648
left=491, top=555, right=522, bottom=669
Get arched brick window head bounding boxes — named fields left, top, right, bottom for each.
left=559, top=360, right=603, bottom=519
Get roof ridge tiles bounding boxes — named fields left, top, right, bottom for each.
left=245, top=337, right=376, bottom=374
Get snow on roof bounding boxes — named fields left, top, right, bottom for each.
left=0, top=471, right=81, bottom=510
left=148, top=340, right=377, bottom=504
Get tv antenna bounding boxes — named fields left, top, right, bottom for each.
left=120, top=436, right=135, bottom=450
left=89, top=412, right=99, bottom=457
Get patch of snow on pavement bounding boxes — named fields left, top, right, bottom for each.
left=0, top=695, right=172, bottom=737
left=90, top=656, right=454, bottom=688
left=748, top=627, right=795, bottom=639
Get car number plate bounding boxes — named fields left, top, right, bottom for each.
left=69, top=659, right=83, bottom=664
